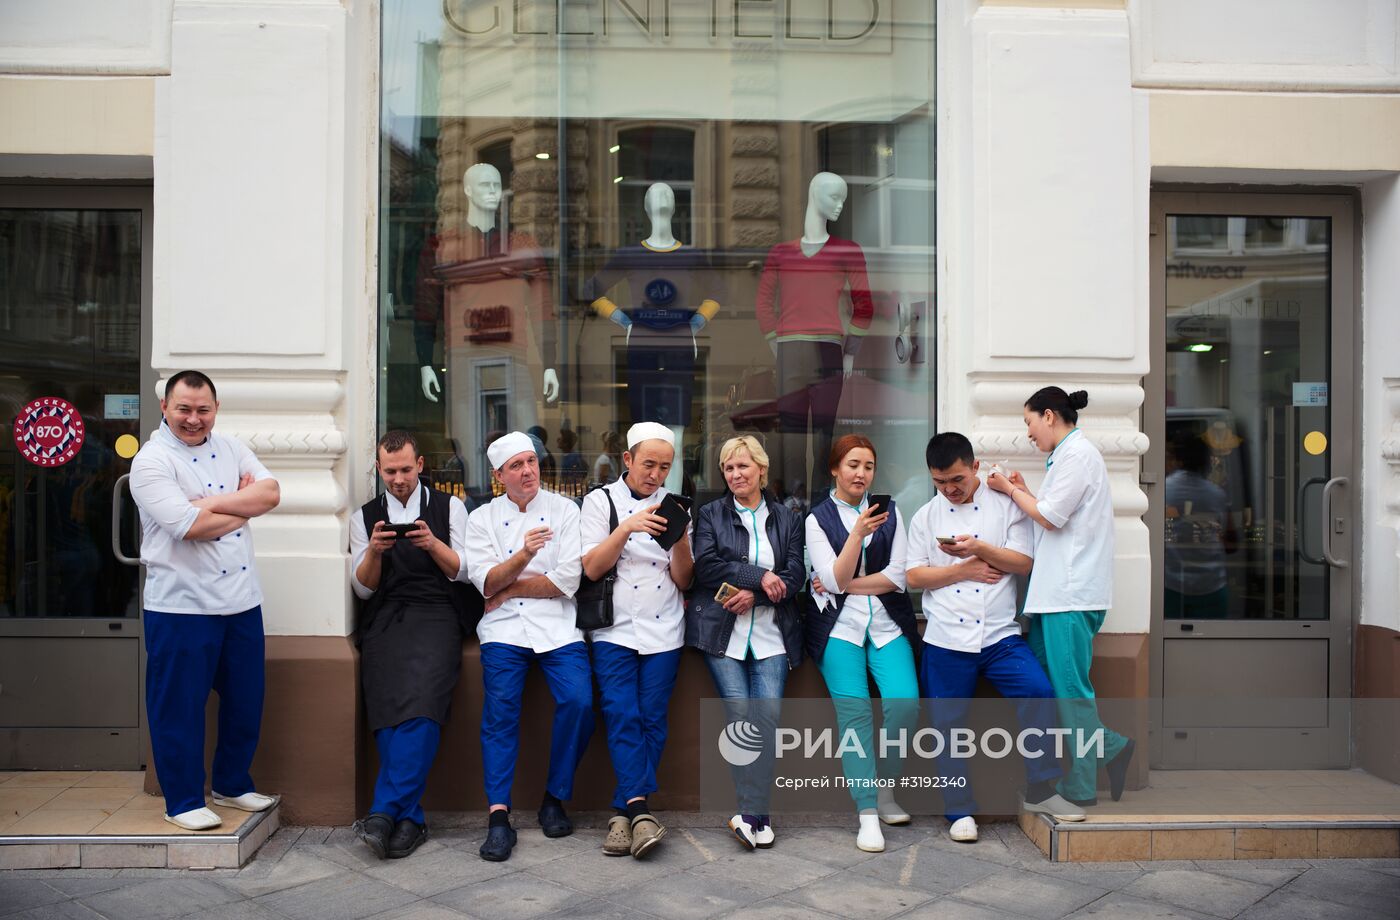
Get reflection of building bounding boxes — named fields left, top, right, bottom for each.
left=5, top=1, right=1400, bottom=836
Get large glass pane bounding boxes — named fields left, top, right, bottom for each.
left=0, top=208, right=143, bottom=618
left=380, top=1, right=937, bottom=514
left=1163, top=214, right=1331, bottom=620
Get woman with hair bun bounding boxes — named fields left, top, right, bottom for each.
left=987, top=387, right=1136, bottom=808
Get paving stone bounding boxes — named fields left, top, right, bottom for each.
left=2, top=902, right=108, bottom=920
left=214, top=848, right=349, bottom=898
left=362, top=904, right=475, bottom=920
left=1237, top=888, right=1398, bottom=920
left=37, top=875, right=134, bottom=898
left=0, top=878, right=70, bottom=916
left=79, top=878, right=245, bottom=920
left=755, top=826, right=882, bottom=869
left=1066, top=892, right=1218, bottom=919
left=1193, top=865, right=1304, bottom=887
left=603, top=869, right=772, bottom=920
left=535, top=898, right=659, bottom=920
left=433, top=872, right=580, bottom=919
left=781, top=868, right=936, bottom=919
left=951, top=869, right=1108, bottom=919
left=255, top=873, right=420, bottom=920
left=899, top=896, right=1030, bottom=920
left=172, top=902, right=286, bottom=920
left=1024, top=863, right=1146, bottom=891
left=715, top=897, right=845, bottom=920
left=849, top=842, right=1002, bottom=895
left=1120, top=869, right=1274, bottom=919
left=1277, top=865, right=1400, bottom=916
left=525, top=845, right=699, bottom=896
left=365, top=842, right=518, bottom=897
left=686, top=848, right=838, bottom=895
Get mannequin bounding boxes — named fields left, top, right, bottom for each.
left=756, top=172, right=874, bottom=502
left=418, top=163, right=559, bottom=405
left=588, top=182, right=720, bottom=493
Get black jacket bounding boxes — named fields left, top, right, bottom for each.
left=686, top=491, right=807, bottom=669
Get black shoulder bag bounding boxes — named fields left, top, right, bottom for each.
left=575, top=489, right=619, bottom=630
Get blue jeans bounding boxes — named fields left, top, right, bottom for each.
left=592, top=642, right=683, bottom=809
left=144, top=606, right=264, bottom=816
left=920, top=636, right=1062, bottom=821
left=480, top=641, right=594, bottom=809
left=705, top=652, right=788, bottom=814
left=371, top=716, right=440, bottom=825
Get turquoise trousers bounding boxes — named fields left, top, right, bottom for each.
left=817, top=635, right=920, bottom=810
left=1026, top=610, right=1129, bottom=801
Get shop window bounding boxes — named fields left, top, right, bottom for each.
left=380, top=1, right=937, bottom=512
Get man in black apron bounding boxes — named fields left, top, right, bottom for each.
left=349, top=430, right=479, bottom=859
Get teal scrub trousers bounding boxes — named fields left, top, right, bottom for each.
left=817, top=635, right=920, bottom=810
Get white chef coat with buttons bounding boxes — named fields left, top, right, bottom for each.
left=129, top=420, right=273, bottom=615
left=722, top=497, right=786, bottom=661
left=348, top=485, right=469, bottom=601
left=465, top=488, right=584, bottom=652
left=906, top=483, right=1033, bottom=653
left=579, top=479, right=687, bottom=654
left=1023, top=428, right=1116, bottom=614
left=805, top=495, right=907, bottom=650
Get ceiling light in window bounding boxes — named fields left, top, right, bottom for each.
left=609, top=144, right=621, bottom=153
left=614, top=175, right=624, bottom=184
left=535, top=152, right=550, bottom=160
left=1187, top=344, right=1213, bottom=353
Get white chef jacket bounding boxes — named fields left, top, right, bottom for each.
left=579, top=479, right=686, bottom=654
left=129, top=421, right=273, bottom=615
left=348, top=485, right=469, bottom=601
left=465, top=488, right=583, bottom=652
left=722, top=497, right=786, bottom=661
left=1023, top=428, right=1116, bottom=613
left=906, top=483, right=1033, bottom=653
left=805, top=494, right=907, bottom=650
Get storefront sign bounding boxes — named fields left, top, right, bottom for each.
left=465, top=305, right=513, bottom=343
left=13, top=397, right=86, bottom=467
left=104, top=393, right=140, bottom=420
left=1293, top=382, right=1328, bottom=407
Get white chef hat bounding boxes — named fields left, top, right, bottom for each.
left=626, top=422, right=675, bottom=452
left=487, top=431, right=536, bottom=471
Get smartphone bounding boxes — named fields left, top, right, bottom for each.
left=936, top=535, right=958, bottom=546
left=714, top=582, right=740, bottom=604
left=867, top=493, right=892, bottom=517
left=654, top=493, right=692, bottom=551
left=383, top=522, right=417, bottom=537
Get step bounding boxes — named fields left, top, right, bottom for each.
left=1019, top=811, right=1400, bottom=862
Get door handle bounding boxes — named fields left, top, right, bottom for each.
left=1296, top=477, right=1326, bottom=567
left=111, top=473, right=141, bottom=567
left=1322, top=476, right=1349, bottom=569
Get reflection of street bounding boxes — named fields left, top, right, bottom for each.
left=1164, top=430, right=1234, bottom=619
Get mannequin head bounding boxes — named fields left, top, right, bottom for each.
left=807, top=172, right=847, bottom=223
left=463, top=163, right=503, bottom=227
left=644, top=183, right=675, bottom=222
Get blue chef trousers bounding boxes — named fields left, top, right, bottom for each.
left=591, top=642, right=682, bottom=809
left=144, top=606, right=265, bottom=816
left=919, top=635, right=1062, bottom=822
left=371, top=717, right=441, bottom=826
left=480, top=641, right=593, bottom=809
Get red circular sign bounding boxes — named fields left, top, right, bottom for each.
left=13, top=397, right=86, bottom=468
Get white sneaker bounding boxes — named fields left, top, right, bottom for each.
left=876, top=787, right=911, bottom=826
left=949, top=816, right=978, bottom=843
left=856, top=811, right=885, bottom=852
left=1022, top=793, right=1086, bottom=823
left=211, top=791, right=277, bottom=812
left=728, top=814, right=757, bottom=850
left=754, top=823, right=775, bottom=848
left=164, top=807, right=222, bottom=830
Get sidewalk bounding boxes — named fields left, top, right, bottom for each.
left=1, top=816, right=1398, bottom=920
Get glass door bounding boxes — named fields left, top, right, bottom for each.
left=0, top=186, right=154, bottom=769
left=1148, top=192, right=1355, bottom=769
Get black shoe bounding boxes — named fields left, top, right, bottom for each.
left=353, top=813, right=393, bottom=860
left=1065, top=795, right=1099, bottom=807
left=387, top=818, right=428, bottom=859
left=479, top=823, right=517, bottom=861
left=1107, top=737, right=1136, bottom=802
left=537, top=802, right=573, bottom=838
